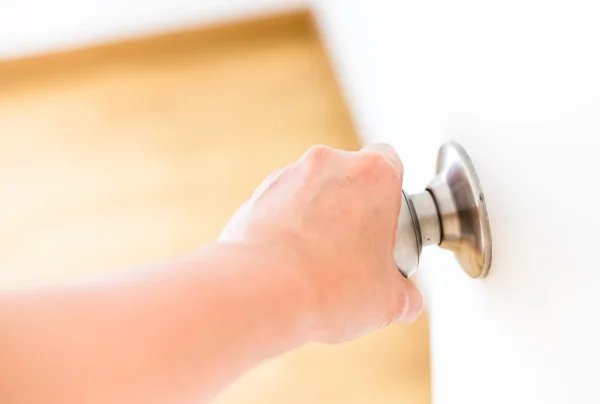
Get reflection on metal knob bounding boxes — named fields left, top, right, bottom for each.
left=394, top=141, right=492, bottom=279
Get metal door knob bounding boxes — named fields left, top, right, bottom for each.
left=394, top=141, right=492, bottom=278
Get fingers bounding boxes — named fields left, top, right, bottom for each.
left=360, top=143, right=404, bottom=177
left=392, top=275, right=424, bottom=324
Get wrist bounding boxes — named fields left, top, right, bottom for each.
left=210, top=240, right=317, bottom=349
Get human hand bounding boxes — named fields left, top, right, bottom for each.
left=219, top=144, right=423, bottom=344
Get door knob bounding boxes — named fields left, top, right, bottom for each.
left=394, top=141, right=492, bottom=278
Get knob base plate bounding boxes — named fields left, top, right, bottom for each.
left=427, top=141, right=492, bottom=278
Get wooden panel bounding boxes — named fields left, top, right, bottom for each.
left=0, top=11, right=430, bottom=404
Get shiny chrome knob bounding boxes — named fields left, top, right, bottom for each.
left=394, top=141, right=492, bottom=279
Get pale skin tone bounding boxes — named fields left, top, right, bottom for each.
left=0, top=143, right=423, bottom=404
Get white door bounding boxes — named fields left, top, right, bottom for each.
left=317, top=1, right=600, bottom=403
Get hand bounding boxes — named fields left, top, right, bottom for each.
left=219, top=144, right=423, bottom=344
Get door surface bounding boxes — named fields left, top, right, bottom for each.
left=322, top=1, right=600, bottom=403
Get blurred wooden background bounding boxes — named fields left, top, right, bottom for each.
left=0, top=11, right=430, bottom=404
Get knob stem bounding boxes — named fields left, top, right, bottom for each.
left=409, top=191, right=442, bottom=247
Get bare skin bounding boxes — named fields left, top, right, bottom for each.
left=0, top=143, right=423, bottom=404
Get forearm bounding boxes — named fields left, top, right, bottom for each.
left=0, top=242, right=313, bottom=404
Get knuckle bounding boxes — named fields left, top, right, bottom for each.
left=354, top=152, right=398, bottom=180
left=302, top=145, right=335, bottom=169
left=306, top=145, right=334, bottom=160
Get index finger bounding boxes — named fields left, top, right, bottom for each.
left=360, top=143, right=404, bottom=176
